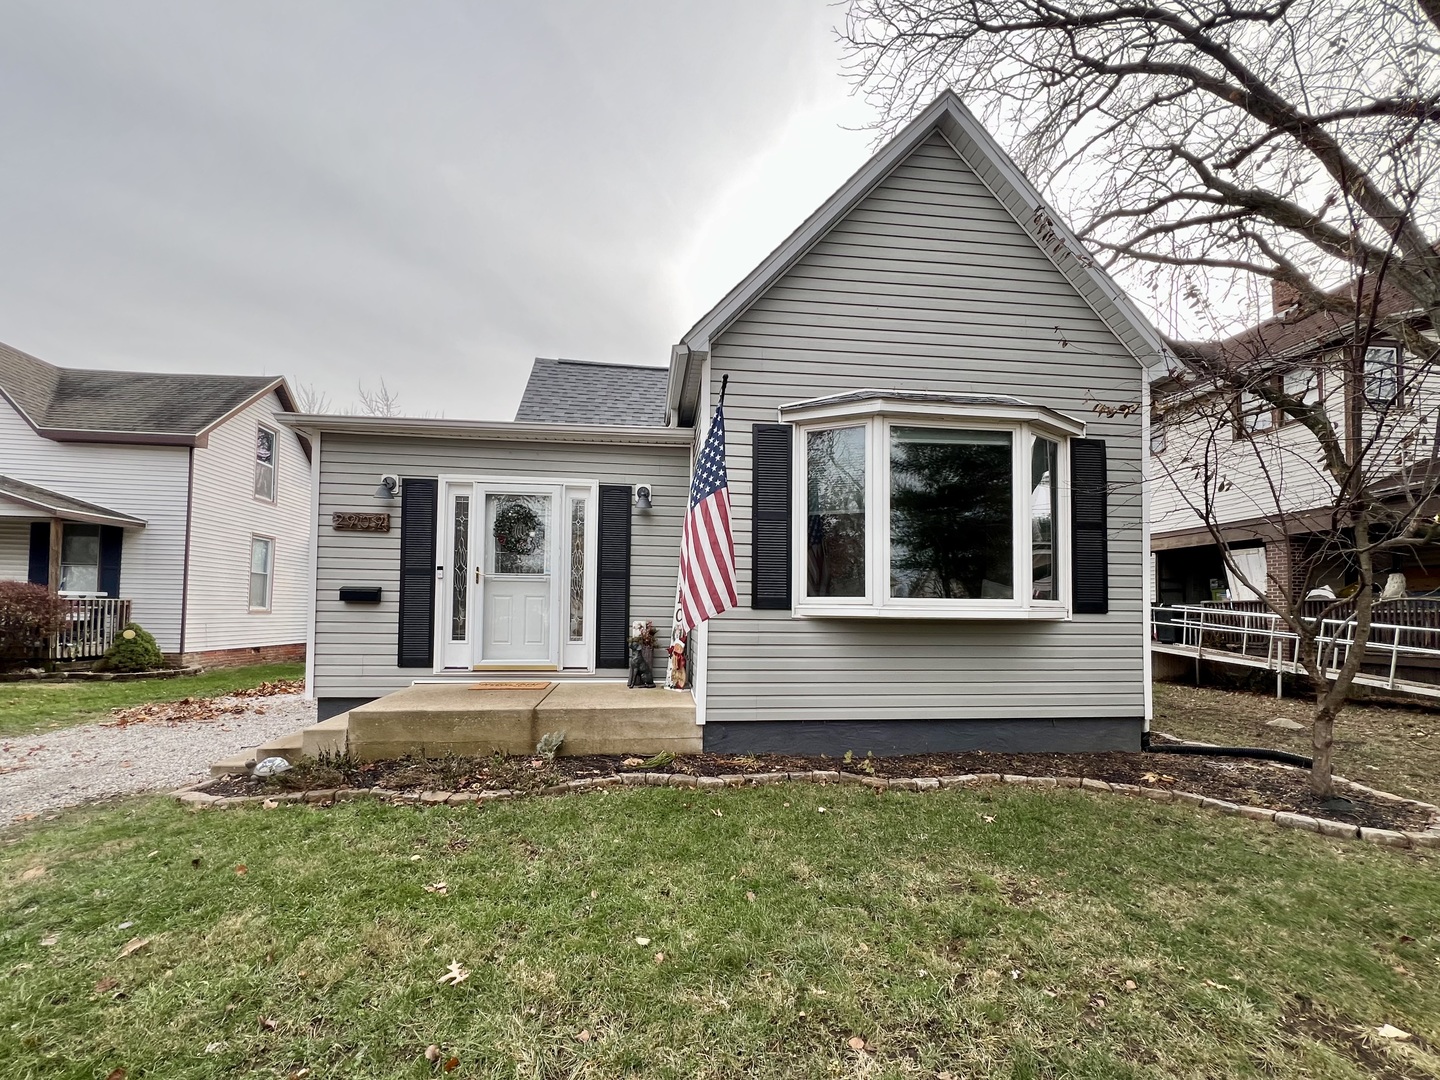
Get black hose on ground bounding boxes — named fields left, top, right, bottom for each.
left=1142, top=731, right=1314, bottom=769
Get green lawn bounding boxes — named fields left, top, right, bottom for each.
left=0, top=663, right=305, bottom=739
left=2, top=787, right=1436, bottom=1079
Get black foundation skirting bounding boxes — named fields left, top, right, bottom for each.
left=702, top=717, right=1144, bottom=756
left=318, top=697, right=376, bottom=721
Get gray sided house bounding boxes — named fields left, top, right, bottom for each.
left=288, top=92, right=1157, bottom=754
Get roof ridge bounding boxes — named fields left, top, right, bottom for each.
left=540, top=357, right=666, bottom=372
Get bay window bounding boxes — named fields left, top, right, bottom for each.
left=783, top=392, right=1083, bottom=619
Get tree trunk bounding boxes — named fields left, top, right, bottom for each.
left=1309, top=702, right=1336, bottom=797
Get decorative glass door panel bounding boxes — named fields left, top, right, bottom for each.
left=479, top=491, right=554, bottom=664
left=439, top=486, right=475, bottom=669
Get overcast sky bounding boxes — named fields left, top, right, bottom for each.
left=0, top=1, right=880, bottom=419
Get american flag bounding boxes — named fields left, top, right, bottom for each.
left=675, top=398, right=738, bottom=635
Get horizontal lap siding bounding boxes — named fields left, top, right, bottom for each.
left=185, top=393, right=311, bottom=652
left=704, top=131, right=1146, bottom=724
left=0, top=399, right=189, bottom=650
left=312, top=434, right=688, bottom=699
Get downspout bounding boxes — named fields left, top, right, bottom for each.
left=178, top=446, right=195, bottom=660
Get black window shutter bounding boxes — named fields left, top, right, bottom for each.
left=27, top=522, right=49, bottom=586
left=595, top=484, right=632, bottom=668
left=1071, top=438, right=1109, bottom=615
left=751, top=423, right=793, bottom=609
left=98, top=526, right=123, bottom=597
left=397, top=477, right=438, bottom=668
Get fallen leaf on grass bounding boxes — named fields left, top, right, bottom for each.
left=711, top=808, right=723, bottom=817
left=654, top=952, right=665, bottom=964
left=94, top=977, right=119, bottom=994
left=423, top=882, right=449, bottom=895
left=204, top=1042, right=224, bottom=1054
left=817, top=807, right=827, bottom=814
left=847, top=1035, right=868, bottom=1052
left=1202, top=979, right=1232, bottom=991
left=288, top=1070, right=311, bottom=1079
left=438, top=961, right=470, bottom=986
left=234, top=864, right=247, bottom=876
left=20, top=866, right=46, bottom=881
left=425, top=1045, right=442, bottom=1062
left=444, top=1057, right=459, bottom=1071
left=983, top=815, right=996, bottom=824
left=259, top=1017, right=278, bottom=1031
left=105, top=1069, right=126, bottom=1080
left=117, top=937, right=150, bottom=959
left=117, top=921, right=134, bottom=931
left=263, top=799, right=278, bottom=810
left=1124, top=979, right=1138, bottom=991
left=576, top=1029, right=591, bottom=1043
left=746, top=891, right=756, bottom=903
left=635, top=937, right=651, bottom=946
left=39, top=934, right=59, bottom=947
left=1377, top=1024, right=1412, bottom=1040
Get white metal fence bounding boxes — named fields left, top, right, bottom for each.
left=1151, top=603, right=1440, bottom=695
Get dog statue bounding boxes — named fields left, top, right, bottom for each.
left=627, top=638, right=655, bottom=688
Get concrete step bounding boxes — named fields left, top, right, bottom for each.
left=254, top=730, right=304, bottom=761
left=210, top=752, right=256, bottom=777
left=302, top=712, right=350, bottom=758
left=345, top=680, right=700, bottom=761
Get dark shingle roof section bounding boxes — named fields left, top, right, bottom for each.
left=0, top=340, right=285, bottom=440
left=515, top=358, right=669, bottom=427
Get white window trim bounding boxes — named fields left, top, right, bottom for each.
left=249, top=534, right=274, bottom=613
left=255, top=424, right=278, bottom=504
left=785, top=400, right=1078, bottom=621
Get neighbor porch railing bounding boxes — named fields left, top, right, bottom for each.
left=51, top=597, right=132, bottom=661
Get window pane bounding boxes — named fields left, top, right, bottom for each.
left=1364, top=346, right=1398, bottom=406
left=250, top=538, right=272, bottom=575
left=889, top=427, right=1013, bottom=600
left=488, top=494, right=549, bottom=575
left=59, top=525, right=101, bottom=593
left=250, top=573, right=269, bottom=609
left=255, top=428, right=276, bottom=499
left=568, top=498, right=585, bottom=641
left=451, top=495, right=469, bottom=641
left=806, top=426, right=866, bottom=597
left=1240, top=391, right=1273, bottom=432
left=1031, top=436, right=1057, bottom=601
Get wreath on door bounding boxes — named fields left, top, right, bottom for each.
left=493, top=499, right=543, bottom=554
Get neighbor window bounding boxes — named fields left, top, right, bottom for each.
left=255, top=426, right=277, bottom=501
left=786, top=395, right=1078, bottom=618
left=249, top=536, right=273, bottom=611
left=1281, top=366, right=1320, bottom=423
left=1149, top=425, right=1166, bottom=455
left=1235, top=389, right=1275, bottom=436
left=1363, top=345, right=1400, bottom=408
left=59, top=523, right=101, bottom=594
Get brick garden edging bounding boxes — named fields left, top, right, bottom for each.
left=172, top=769, right=1440, bottom=850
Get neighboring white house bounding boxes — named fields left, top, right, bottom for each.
left=1150, top=282, right=1440, bottom=605
left=0, top=341, right=311, bottom=666
left=284, top=92, right=1156, bottom=755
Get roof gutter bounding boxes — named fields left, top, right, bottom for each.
left=274, top=413, right=695, bottom=445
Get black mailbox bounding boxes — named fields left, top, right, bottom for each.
left=339, top=587, right=383, bottom=604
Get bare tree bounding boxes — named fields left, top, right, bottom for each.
left=355, top=378, right=403, bottom=418
left=843, top=0, right=1440, bottom=793
left=292, top=381, right=332, bottom=414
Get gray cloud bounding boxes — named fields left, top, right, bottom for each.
left=0, top=0, right=874, bottom=418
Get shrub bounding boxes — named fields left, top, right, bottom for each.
left=95, top=622, right=166, bottom=672
left=0, top=581, right=66, bottom=665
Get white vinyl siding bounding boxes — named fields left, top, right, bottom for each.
left=310, top=434, right=689, bottom=701
left=0, top=397, right=189, bottom=650
left=184, top=392, right=311, bottom=652
left=703, top=131, right=1146, bottom=724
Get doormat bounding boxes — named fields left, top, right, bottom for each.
left=468, top=681, right=552, bottom=691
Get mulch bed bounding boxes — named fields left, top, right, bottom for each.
left=207, top=747, right=1435, bottom=833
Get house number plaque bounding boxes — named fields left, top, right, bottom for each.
left=332, top=512, right=391, bottom=532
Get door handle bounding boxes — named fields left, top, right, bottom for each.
left=475, top=566, right=483, bottom=583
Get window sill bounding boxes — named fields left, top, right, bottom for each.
left=791, top=604, right=1071, bottom=621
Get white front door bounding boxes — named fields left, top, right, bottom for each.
left=480, top=489, right=554, bottom=665
left=438, top=479, right=595, bottom=671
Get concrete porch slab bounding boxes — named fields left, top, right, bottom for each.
left=535, top=683, right=701, bottom=755
left=344, top=680, right=699, bottom=761
left=347, top=683, right=551, bottom=761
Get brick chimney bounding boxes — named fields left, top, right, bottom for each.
left=1271, top=278, right=1301, bottom=316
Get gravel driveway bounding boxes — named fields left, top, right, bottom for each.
left=0, top=693, right=315, bottom=823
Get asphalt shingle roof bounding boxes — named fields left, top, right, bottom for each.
left=515, top=358, right=669, bottom=427
left=0, top=340, right=284, bottom=438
